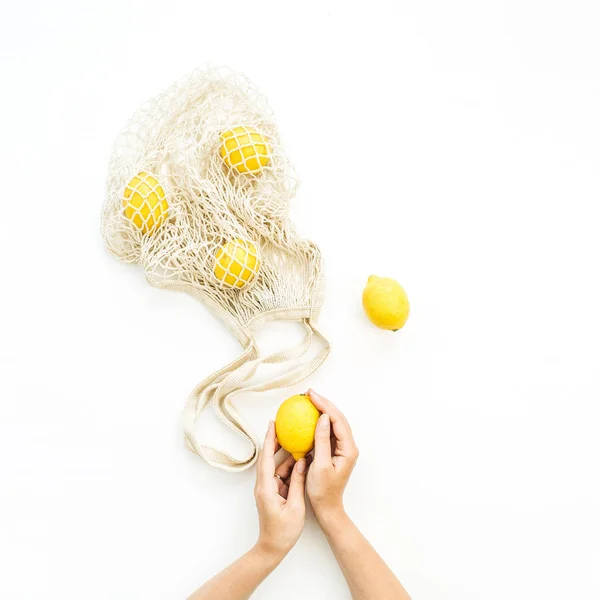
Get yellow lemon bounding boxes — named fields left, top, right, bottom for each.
left=123, top=171, right=169, bottom=235
left=213, top=238, right=260, bottom=289
left=219, top=126, right=270, bottom=174
left=363, top=275, right=410, bottom=331
left=275, top=394, right=321, bottom=460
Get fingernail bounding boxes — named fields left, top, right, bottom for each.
left=318, top=414, right=330, bottom=429
left=297, top=458, right=306, bottom=474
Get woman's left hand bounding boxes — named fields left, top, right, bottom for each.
left=254, top=421, right=311, bottom=560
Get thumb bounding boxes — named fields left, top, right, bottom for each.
left=286, top=458, right=307, bottom=509
left=314, top=413, right=331, bottom=466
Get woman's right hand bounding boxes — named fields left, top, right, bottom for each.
left=305, top=389, right=360, bottom=524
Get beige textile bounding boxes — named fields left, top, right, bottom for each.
left=101, top=67, right=329, bottom=471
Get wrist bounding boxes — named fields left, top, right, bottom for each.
left=253, top=539, right=289, bottom=566
left=314, top=505, right=349, bottom=533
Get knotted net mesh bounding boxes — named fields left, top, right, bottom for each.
left=101, top=67, right=329, bottom=472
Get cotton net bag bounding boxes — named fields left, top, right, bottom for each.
left=101, top=67, right=329, bottom=472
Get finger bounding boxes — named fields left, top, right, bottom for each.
left=276, top=477, right=290, bottom=499
left=286, top=458, right=307, bottom=509
left=275, top=454, right=296, bottom=481
left=280, top=451, right=312, bottom=498
left=313, top=413, right=332, bottom=466
left=282, top=453, right=311, bottom=486
left=258, top=421, right=277, bottom=482
left=305, top=454, right=314, bottom=472
left=274, top=439, right=282, bottom=454
left=308, top=390, right=355, bottom=455
left=307, top=389, right=351, bottom=429
left=289, top=454, right=313, bottom=484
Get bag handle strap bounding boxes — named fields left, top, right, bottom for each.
left=182, top=319, right=330, bottom=472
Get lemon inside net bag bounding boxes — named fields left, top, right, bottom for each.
left=101, top=67, right=329, bottom=472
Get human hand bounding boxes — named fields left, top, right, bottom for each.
left=254, top=420, right=310, bottom=560
left=305, top=390, right=359, bottom=525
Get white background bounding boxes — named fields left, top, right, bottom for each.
left=1, top=1, right=600, bottom=598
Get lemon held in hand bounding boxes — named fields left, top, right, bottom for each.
left=213, top=238, right=260, bottom=289
left=275, top=394, right=321, bottom=460
left=363, top=275, right=410, bottom=331
left=220, top=126, right=270, bottom=174
left=122, top=171, right=169, bottom=235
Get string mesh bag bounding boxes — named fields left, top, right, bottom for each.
left=101, top=67, right=329, bottom=472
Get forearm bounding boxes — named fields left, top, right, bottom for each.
left=187, top=544, right=284, bottom=600
left=318, top=511, right=411, bottom=600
